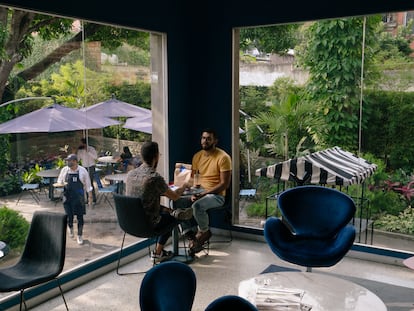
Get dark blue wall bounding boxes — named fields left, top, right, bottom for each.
left=2, top=0, right=414, bottom=173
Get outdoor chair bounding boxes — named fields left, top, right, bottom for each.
left=205, top=295, right=258, bottom=311
left=239, top=176, right=261, bottom=208
left=0, top=211, right=68, bottom=310
left=264, top=185, right=356, bottom=272
left=94, top=173, right=117, bottom=208
left=113, top=193, right=179, bottom=275
left=16, top=183, right=40, bottom=205
left=139, top=261, right=196, bottom=311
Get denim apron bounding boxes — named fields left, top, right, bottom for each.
left=63, top=171, right=86, bottom=215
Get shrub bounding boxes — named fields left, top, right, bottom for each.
left=0, top=206, right=30, bottom=250
left=375, top=207, right=414, bottom=234
left=0, top=174, right=21, bottom=196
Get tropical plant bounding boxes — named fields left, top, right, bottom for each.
left=253, top=87, right=322, bottom=160
left=54, top=157, right=66, bottom=169
left=21, top=164, right=43, bottom=184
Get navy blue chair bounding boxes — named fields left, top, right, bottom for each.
left=139, top=261, right=196, bottom=311
left=205, top=295, right=258, bottom=311
left=264, top=185, right=356, bottom=272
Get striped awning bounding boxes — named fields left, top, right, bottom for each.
left=255, top=146, right=377, bottom=186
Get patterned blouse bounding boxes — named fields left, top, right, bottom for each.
left=125, top=163, right=168, bottom=225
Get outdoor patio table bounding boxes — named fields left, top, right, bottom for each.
left=36, top=169, right=61, bottom=200
left=98, top=156, right=120, bottom=174
left=104, top=173, right=127, bottom=194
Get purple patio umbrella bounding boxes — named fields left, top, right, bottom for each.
left=123, top=114, right=152, bottom=134
left=0, top=103, right=119, bottom=134
left=82, top=96, right=151, bottom=118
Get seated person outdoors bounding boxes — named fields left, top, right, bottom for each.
left=175, top=128, right=232, bottom=256
left=119, top=146, right=133, bottom=172
left=125, top=141, right=193, bottom=262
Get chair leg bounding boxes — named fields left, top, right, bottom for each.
left=56, top=279, right=69, bottom=310
left=19, top=289, right=26, bottom=311
left=104, top=194, right=114, bottom=209
left=18, top=282, right=68, bottom=311
left=116, top=232, right=150, bottom=275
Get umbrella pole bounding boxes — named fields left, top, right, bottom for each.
left=247, top=148, right=251, bottom=186
left=117, top=124, right=120, bottom=152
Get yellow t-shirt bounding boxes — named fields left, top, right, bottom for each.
left=192, top=147, right=232, bottom=196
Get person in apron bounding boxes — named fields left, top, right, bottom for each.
left=57, top=154, right=93, bottom=245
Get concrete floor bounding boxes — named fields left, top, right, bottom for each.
left=27, top=238, right=414, bottom=311
left=2, top=189, right=414, bottom=310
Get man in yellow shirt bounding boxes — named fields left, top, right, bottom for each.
left=177, top=128, right=232, bottom=256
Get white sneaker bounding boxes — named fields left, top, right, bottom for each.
left=77, top=235, right=83, bottom=245
left=69, top=228, right=74, bottom=238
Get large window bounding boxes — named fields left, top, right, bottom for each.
left=0, top=6, right=168, bottom=274
left=234, top=13, right=414, bottom=252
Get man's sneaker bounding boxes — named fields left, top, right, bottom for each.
left=188, top=230, right=212, bottom=256
left=183, top=230, right=196, bottom=240
left=77, top=235, right=83, bottom=245
left=171, top=208, right=193, bottom=221
left=150, top=250, right=173, bottom=263
left=69, top=227, right=74, bottom=238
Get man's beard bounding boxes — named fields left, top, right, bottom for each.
left=202, top=144, right=214, bottom=151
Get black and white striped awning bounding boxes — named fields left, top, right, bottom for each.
left=256, top=146, right=377, bottom=186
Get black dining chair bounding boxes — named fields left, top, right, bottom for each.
left=113, top=193, right=179, bottom=275
left=139, top=261, right=196, bottom=311
left=0, top=211, right=68, bottom=311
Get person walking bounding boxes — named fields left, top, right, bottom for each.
left=57, top=154, right=93, bottom=245
left=77, top=138, right=98, bottom=205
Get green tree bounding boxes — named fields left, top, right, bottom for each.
left=240, top=24, right=300, bottom=55
left=368, top=20, right=414, bottom=91
left=0, top=7, right=149, bottom=104
left=0, top=8, right=149, bottom=178
left=296, top=16, right=381, bottom=151
left=35, top=60, right=110, bottom=107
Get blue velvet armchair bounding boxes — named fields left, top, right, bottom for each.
left=264, top=185, right=356, bottom=272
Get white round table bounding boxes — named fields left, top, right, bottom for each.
left=98, top=156, right=119, bottom=164
left=104, top=173, right=127, bottom=183
left=238, top=272, right=387, bottom=311
left=104, top=173, right=128, bottom=194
